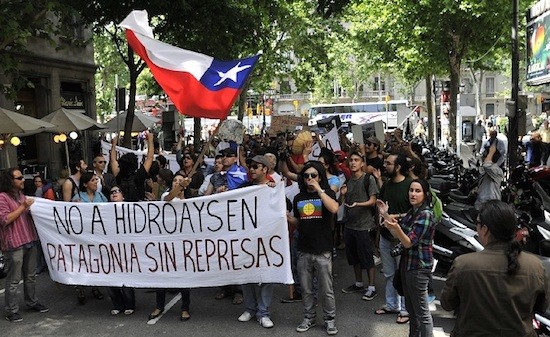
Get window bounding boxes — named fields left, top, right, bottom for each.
left=373, top=77, right=385, bottom=91
left=485, top=77, right=495, bottom=98
left=485, top=103, right=495, bottom=117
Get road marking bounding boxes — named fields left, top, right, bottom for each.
left=146, top=293, right=182, bottom=325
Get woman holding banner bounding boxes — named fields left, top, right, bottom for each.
left=72, top=171, right=106, bottom=304
left=148, top=173, right=192, bottom=321
left=107, top=185, right=136, bottom=315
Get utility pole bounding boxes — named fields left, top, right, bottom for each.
left=509, top=0, right=520, bottom=169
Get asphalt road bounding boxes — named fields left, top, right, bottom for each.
left=0, top=252, right=455, bottom=336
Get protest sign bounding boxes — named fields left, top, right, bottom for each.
left=269, top=115, right=309, bottom=134
left=308, top=127, right=341, bottom=160
left=31, top=184, right=292, bottom=288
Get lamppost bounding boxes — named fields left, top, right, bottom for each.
left=509, top=0, right=520, bottom=169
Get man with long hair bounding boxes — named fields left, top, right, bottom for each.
left=289, top=161, right=339, bottom=335
left=0, top=168, right=48, bottom=322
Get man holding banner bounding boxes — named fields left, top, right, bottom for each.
left=0, top=168, right=49, bottom=322
left=238, top=155, right=277, bottom=328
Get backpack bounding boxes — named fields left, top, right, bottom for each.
left=430, top=189, right=443, bottom=222
left=117, top=174, right=139, bottom=201
left=362, top=173, right=380, bottom=227
left=57, top=177, right=79, bottom=201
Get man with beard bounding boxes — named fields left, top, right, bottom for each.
left=374, top=153, right=412, bottom=324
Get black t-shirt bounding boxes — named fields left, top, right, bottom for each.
left=293, top=189, right=337, bottom=254
left=366, top=156, right=384, bottom=171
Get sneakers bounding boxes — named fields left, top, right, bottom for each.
left=326, top=320, right=338, bottom=335
left=296, top=318, right=316, bottom=332
left=5, top=312, right=22, bottom=322
left=27, top=303, right=49, bottom=313
left=341, top=284, right=364, bottom=293
left=258, top=316, right=274, bottom=328
left=238, top=311, right=254, bottom=322
left=362, top=288, right=378, bottom=301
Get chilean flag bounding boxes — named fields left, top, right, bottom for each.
left=119, top=10, right=260, bottom=120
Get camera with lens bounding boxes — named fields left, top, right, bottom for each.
left=390, top=243, right=404, bottom=257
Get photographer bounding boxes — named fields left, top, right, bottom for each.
left=475, top=141, right=504, bottom=210
left=480, top=130, right=506, bottom=168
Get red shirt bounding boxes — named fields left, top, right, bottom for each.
left=0, top=192, right=38, bottom=250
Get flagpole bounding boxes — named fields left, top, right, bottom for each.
left=188, top=119, right=224, bottom=177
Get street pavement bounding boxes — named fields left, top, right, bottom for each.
left=0, top=251, right=455, bottom=336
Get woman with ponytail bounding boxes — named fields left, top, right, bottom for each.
left=441, top=200, right=549, bottom=337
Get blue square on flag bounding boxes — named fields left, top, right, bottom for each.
left=201, top=55, right=260, bottom=91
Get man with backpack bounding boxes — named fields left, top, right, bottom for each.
left=339, top=151, right=379, bottom=301
left=62, top=158, right=87, bottom=201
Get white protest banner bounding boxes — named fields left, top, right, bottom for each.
left=31, top=184, right=292, bottom=288
left=308, top=127, right=341, bottom=160
left=101, top=141, right=207, bottom=174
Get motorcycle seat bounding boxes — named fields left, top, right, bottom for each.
left=445, top=202, right=478, bottom=229
left=449, top=189, right=471, bottom=202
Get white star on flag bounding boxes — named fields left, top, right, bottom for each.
left=214, top=62, right=252, bottom=86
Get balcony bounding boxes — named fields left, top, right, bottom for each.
left=276, top=93, right=312, bottom=101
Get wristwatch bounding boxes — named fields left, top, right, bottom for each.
left=318, top=189, right=326, bottom=195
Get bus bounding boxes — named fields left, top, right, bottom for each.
left=307, top=99, right=411, bottom=129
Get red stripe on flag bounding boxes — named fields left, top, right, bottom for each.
left=126, top=30, right=239, bottom=119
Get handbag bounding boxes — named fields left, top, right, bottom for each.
left=393, top=267, right=404, bottom=296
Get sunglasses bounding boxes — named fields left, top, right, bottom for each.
left=250, top=164, right=262, bottom=170
left=110, top=189, right=122, bottom=195
left=95, top=160, right=107, bottom=164
left=303, top=173, right=318, bottom=179
left=365, top=141, right=372, bottom=146
left=13, top=176, right=24, bottom=180
left=184, top=155, right=193, bottom=159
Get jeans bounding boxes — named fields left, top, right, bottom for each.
left=108, top=287, right=135, bottom=311
left=403, top=269, right=433, bottom=337
left=242, top=283, right=274, bottom=318
left=155, top=288, right=190, bottom=311
left=4, top=245, right=39, bottom=314
left=291, top=229, right=301, bottom=295
left=297, top=251, right=335, bottom=322
left=380, top=236, right=406, bottom=312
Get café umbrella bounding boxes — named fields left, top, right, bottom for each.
left=0, top=107, right=56, bottom=167
left=102, top=111, right=160, bottom=132
left=41, top=108, right=106, bottom=167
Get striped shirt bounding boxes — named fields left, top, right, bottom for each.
left=0, top=192, right=38, bottom=250
left=400, top=206, right=435, bottom=271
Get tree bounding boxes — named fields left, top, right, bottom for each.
left=348, top=0, right=512, bottom=148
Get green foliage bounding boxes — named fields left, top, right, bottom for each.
left=0, top=0, right=82, bottom=97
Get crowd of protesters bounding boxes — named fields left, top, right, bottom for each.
left=0, top=125, right=548, bottom=337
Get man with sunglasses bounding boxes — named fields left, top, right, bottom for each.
left=238, top=155, right=277, bottom=328
left=92, top=155, right=115, bottom=197
left=0, top=168, right=49, bottom=322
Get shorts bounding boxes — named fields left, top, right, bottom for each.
left=344, top=227, right=375, bottom=269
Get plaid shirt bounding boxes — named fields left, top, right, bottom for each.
left=0, top=192, right=38, bottom=251
left=400, top=206, right=435, bottom=271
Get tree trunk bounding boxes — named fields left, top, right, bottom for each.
left=237, top=86, right=247, bottom=121
left=448, top=56, right=461, bottom=151
left=425, top=75, right=433, bottom=142
left=193, top=118, right=201, bottom=149
left=123, top=48, right=137, bottom=149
